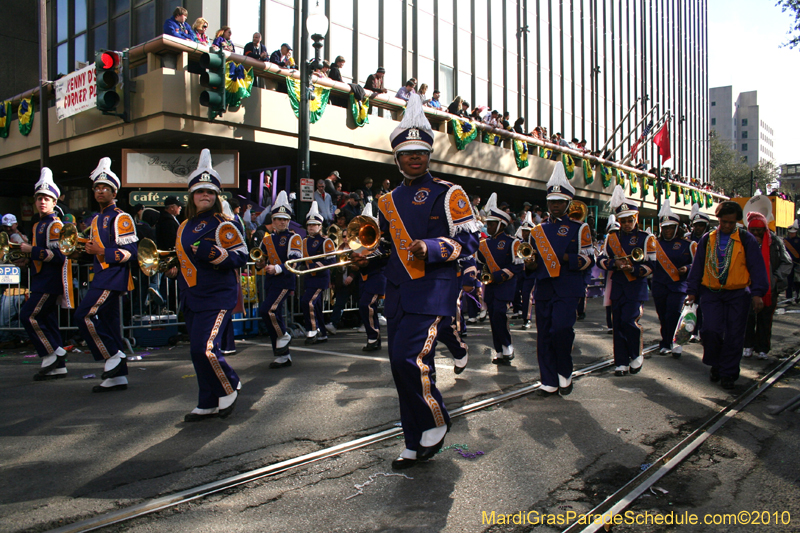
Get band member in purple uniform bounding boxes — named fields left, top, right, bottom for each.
left=300, top=201, right=335, bottom=345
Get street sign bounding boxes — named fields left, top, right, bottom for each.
left=0, top=266, right=21, bottom=284
left=300, top=178, right=315, bottom=202
left=129, top=190, right=232, bottom=207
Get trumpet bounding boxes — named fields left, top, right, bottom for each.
left=285, top=215, right=381, bottom=275
left=517, top=242, right=535, bottom=261
left=480, top=265, right=493, bottom=284
left=250, top=247, right=263, bottom=261
left=137, top=238, right=178, bottom=277
left=615, top=247, right=645, bottom=264
left=0, top=232, right=28, bottom=263
left=59, top=223, right=91, bottom=255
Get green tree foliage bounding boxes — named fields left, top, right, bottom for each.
left=710, top=130, right=778, bottom=197
left=776, top=0, right=800, bottom=49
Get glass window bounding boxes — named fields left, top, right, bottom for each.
left=439, top=0, right=453, bottom=23
left=475, top=79, right=487, bottom=108
left=438, top=21, right=453, bottom=66
left=266, top=1, right=294, bottom=51
left=329, top=24, right=352, bottom=80
left=57, top=0, right=69, bottom=42
left=113, top=13, right=130, bottom=50
left=384, top=0, right=403, bottom=46
left=457, top=70, right=472, bottom=103
left=135, top=2, right=155, bottom=46
left=56, top=42, right=69, bottom=76
left=359, top=2, right=379, bottom=38
left=93, top=23, right=108, bottom=52
left=112, top=0, right=130, bottom=18
left=742, top=143, right=747, bottom=151
left=75, top=0, right=88, bottom=34
left=439, top=64, right=454, bottom=105
left=490, top=83, right=503, bottom=113
left=506, top=0, right=517, bottom=52
left=742, top=130, right=747, bottom=138
left=457, top=28, right=471, bottom=74
left=507, top=90, right=517, bottom=119
left=489, top=0, right=502, bottom=42
left=457, top=0, right=470, bottom=30
left=384, top=44, right=403, bottom=92
left=711, top=117, right=716, bottom=126
left=507, top=53, right=517, bottom=95
left=418, top=11, right=434, bottom=58
left=742, top=118, right=748, bottom=126
left=229, top=0, right=261, bottom=48
left=74, top=34, right=87, bottom=66
left=358, top=34, right=379, bottom=84
left=95, top=0, right=108, bottom=24
left=491, top=44, right=503, bottom=86
left=419, top=0, right=434, bottom=14
left=475, top=38, right=488, bottom=80
left=331, top=0, right=353, bottom=28
left=475, top=0, right=487, bottom=39
left=417, top=56, right=434, bottom=93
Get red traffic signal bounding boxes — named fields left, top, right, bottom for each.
left=99, top=51, right=120, bottom=70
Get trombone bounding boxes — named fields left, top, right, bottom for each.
left=285, top=215, right=381, bottom=275
left=0, top=232, right=28, bottom=263
left=137, top=238, right=178, bottom=277
left=59, top=223, right=91, bottom=255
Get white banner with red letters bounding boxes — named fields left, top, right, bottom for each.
left=54, top=64, right=97, bottom=121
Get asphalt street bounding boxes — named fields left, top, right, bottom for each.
left=1, top=297, right=799, bottom=533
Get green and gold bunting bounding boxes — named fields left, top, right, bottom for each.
left=483, top=131, right=502, bottom=146
left=0, top=101, right=10, bottom=138
left=350, top=94, right=369, bottom=127
left=665, top=182, right=672, bottom=197
left=601, top=165, right=612, bottom=188
left=286, top=78, right=331, bottom=123
left=683, top=187, right=690, bottom=205
left=630, top=175, right=638, bottom=195
left=225, top=61, right=254, bottom=108
left=539, top=146, right=553, bottom=159
left=512, top=140, right=529, bottom=170
left=451, top=119, right=478, bottom=150
left=706, top=193, right=713, bottom=208
left=643, top=177, right=650, bottom=195
left=582, top=159, right=594, bottom=185
left=617, top=170, right=626, bottom=187
left=562, top=153, right=575, bottom=179
left=18, top=98, right=33, bottom=136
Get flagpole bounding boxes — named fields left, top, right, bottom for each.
left=38, top=0, right=49, bottom=168
left=600, top=97, right=642, bottom=153
left=620, top=110, right=671, bottom=165
left=606, top=104, right=660, bottom=159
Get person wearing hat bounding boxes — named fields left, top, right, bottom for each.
left=2, top=214, right=29, bottom=245
left=269, top=43, right=294, bottom=69
left=514, top=211, right=537, bottom=329
left=353, top=203, right=387, bottom=352
left=154, top=195, right=184, bottom=311
left=342, top=192, right=362, bottom=221
left=299, top=201, right=336, bottom=345
left=783, top=220, right=800, bottom=304
left=478, top=192, right=524, bottom=365
left=686, top=201, right=769, bottom=390
left=526, top=163, right=594, bottom=395
left=16, top=168, right=75, bottom=381
left=73, top=157, right=139, bottom=393
left=597, top=185, right=657, bottom=377
left=254, top=191, right=303, bottom=368
left=357, top=93, right=480, bottom=469
left=602, top=215, right=620, bottom=333
left=743, top=210, right=792, bottom=361
left=166, top=149, right=246, bottom=420
left=652, top=200, right=695, bottom=357
left=364, top=67, right=388, bottom=95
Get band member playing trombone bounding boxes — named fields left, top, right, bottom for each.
left=355, top=204, right=387, bottom=351
left=17, top=168, right=75, bottom=381
left=478, top=192, right=524, bottom=365
left=300, top=201, right=335, bottom=345
left=598, top=185, right=656, bottom=377
left=515, top=212, right=536, bottom=329
left=652, top=200, right=695, bottom=357
left=73, top=157, right=138, bottom=392
left=527, top=164, right=594, bottom=396
left=254, top=191, right=302, bottom=368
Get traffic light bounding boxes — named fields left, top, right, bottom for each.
left=95, top=50, right=121, bottom=112
left=199, top=49, right=226, bottom=120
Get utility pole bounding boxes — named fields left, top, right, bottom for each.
left=38, top=0, right=49, bottom=168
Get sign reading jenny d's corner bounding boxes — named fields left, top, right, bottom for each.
left=54, top=64, right=97, bottom=121
left=122, top=149, right=239, bottom=189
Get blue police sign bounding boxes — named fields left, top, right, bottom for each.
left=0, top=265, right=21, bottom=284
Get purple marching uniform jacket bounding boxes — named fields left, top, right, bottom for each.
left=301, top=234, right=336, bottom=289
left=89, top=204, right=139, bottom=292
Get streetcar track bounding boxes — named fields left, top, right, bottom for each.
left=45, top=346, right=658, bottom=533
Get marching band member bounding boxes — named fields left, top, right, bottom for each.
left=73, top=157, right=138, bottom=392
left=783, top=220, right=800, bottom=303
left=686, top=201, right=768, bottom=390
left=598, top=185, right=656, bottom=376
left=515, top=212, right=536, bottom=329
left=17, top=168, right=74, bottom=381
left=436, top=253, right=476, bottom=374
left=478, top=193, right=524, bottom=365
left=171, top=149, right=247, bottom=421
left=652, top=200, right=695, bottom=357
left=602, top=215, right=620, bottom=333
left=355, top=204, right=387, bottom=351
left=369, top=94, right=480, bottom=469
left=528, top=163, right=594, bottom=395
left=220, top=199, right=243, bottom=356
left=300, top=201, right=335, bottom=345
left=687, top=203, right=711, bottom=341
left=255, top=191, right=303, bottom=368
left=456, top=252, right=480, bottom=337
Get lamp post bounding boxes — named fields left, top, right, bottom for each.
left=297, top=0, right=329, bottom=221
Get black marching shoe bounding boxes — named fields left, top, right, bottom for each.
left=536, top=388, right=559, bottom=398
left=614, top=369, right=629, bottom=377
left=559, top=383, right=574, bottom=396
left=720, top=377, right=736, bottom=390
left=184, top=410, right=219, bottom=422
left=362, top=339, right=381, bottom=352
left=92, top=383, right=128, bottom=393
left=709, top=367, right=720, bottom=383
left=629, top=365, right=642, bottom=375
left=391, top=457, right=419, bottom=470
left=218, top=398, right=237, bottom=419
left=33, top=372, right=67, bottom=382
left=417, top=421, right=452, bottom=461
left=39, top=354, right=67, bottom=375
left=269, top=359, right=292, bottom=369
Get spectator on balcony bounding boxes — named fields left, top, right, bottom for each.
left=501, top=111, right=511, bottom=130
left=328, top=56, right=345, bottom=81
left=483, top=109, right=500, bottom=127
left=316, top=60, right=331, bottom=77
left=192, top=18, right=210, bottom=45
left=163, top=7, right=195, bottom=41
left=513, top=117, right=525, bottom=134
left=270, top=44, right=294, bottom=69
left=417, top=83, right=429, bottom=105
left=314, top=180, right=335, bottom=224
left=212, top=26, right=235, bottom=52
left=428, top=89, right=442, bottom=109
left=396, top=79, right=417, bottom=102
left=447, top=96, right=463, bottom=115
left=365, top=67, right=388, bottom=94
left=244, top=33, right=268, bottom=61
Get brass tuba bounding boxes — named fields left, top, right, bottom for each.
left=285, top=215, right=382, bottom=275
left=568, top=200, right=588, bottom=222
left=0, top=232, right=28, bottom=263
left=59, top=223, right=91, bottom=255
left=137, top=238, right=178, bottom=277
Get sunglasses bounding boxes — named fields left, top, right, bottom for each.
left=398, top=150, right=429, bottom=157
left=202, top=25, right=208, bottom=29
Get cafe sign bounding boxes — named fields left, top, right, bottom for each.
left=129, top=190, right=232, bottom=207
left=122, top=149, right=239, bottom=189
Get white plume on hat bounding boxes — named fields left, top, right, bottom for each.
left=545, top=162, right=575, bottom=200
left=90, top=157, right=120, bottom=191
left=690, top=203, right=701, bottom=220
left=789, top=220, right=799, bottom=232
left=222, top=199, right=234, bottom=219
left=609, top=185, right=627, bottom=211
left=306, top=200, right=324, bottom=225
left=361, top=202, right=378, bottom=222
left=515, top=211, right=535, bottom=239
left=34, top=167, right=60, bottom=199
left=271, top=190, right=292, bottom=219
left=188, top=149, right=222, bottom=193
left=658, top=199, right=679, bottom=226
left=389, top=93, right=435, bottom=154
left=483, top=193, right=500, bottom=222
left=606, top=214, right=620, bottom=232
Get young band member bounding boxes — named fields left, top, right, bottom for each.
left=219, top=199, right=244, bottom=356
left=170, top=149, right=246, bottom=421
left=437, top=252, right=476, bottom=374
left=783, top=220, right=800, bottom=303
left=17, top=168, right=74, bottom=381
left=652, top=200, right=695, bottom=357
left=527, top=163, right=594, bottom=395
left=687, top=201, right=769, bottom=390
left=73, top=157, right=138, bottom=392
left=478, top=193, right=523, bottom=365
left=602, top=215, right=620, bottom=333
left=255, top=191, right=302, bottom=368
left=355, top=204, right=386, bottom=351
left=515, top=212, right=536, bottom=329
left=368, top=94, right=480, bottom=469
left=688, top=203, right=711, bottom=341
left=300, top=201, right=335, bottom=345
left=598, top=185, right=656, bottom=376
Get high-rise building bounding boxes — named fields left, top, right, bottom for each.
left=710, top=86, right=775, bottom=168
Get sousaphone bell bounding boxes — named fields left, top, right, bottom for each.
left=59, top=223, right=91, bottom=255
left=137, top=238, right=178, bottom=277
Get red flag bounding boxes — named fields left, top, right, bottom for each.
left=653, top=123, right=671, bottom=163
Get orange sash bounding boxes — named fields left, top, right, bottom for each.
left=654, top=241, right=681, bottom=282
left=175, top=221, right=199, bottom=287
left=378, top=193, right=425, bottom=280
left=607, top=233, right=636, bottom=281
left=785, top=239, right=800, bottom=260
left=478, top=240, right=501, bottom=274
left=531, top=225, right=560, bottom=278
left=90, top=216, right=109, bottom=270
left=262, top=234, right=282, bottom=266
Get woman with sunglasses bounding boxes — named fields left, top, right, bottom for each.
left=213, top=26, right=235, bottom=53
left=192, top=18, right=210, bottom=45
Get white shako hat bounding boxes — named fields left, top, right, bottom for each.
left=34, top=167, right=60, bottom=200
left=389, top=93, right=434, bottom=154
left=546, top=162, right=575, bottom=201
left=690, top=203, right=710, bottom=225
left=306, top=200, right=324, bottom=225
left=90, top=157, right=120, bottom=192
left=188, top=149, right=222, bottom=194
left=658, top=198, right=680, bottom=227
left=483, top=192, right=510, bottom=226
left=609, top=184, right=637, bottom=219
left=271, top=190, right=293, bottom=220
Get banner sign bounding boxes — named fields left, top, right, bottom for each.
left=300, top=178, right=315, bottom=202
left=129, top=190, right=232, bottom=207
left=122, top=150, right=239, bottom=189
left=0, top=266, right=21, bottom=284
left=54, top=64, right=97, bottom=121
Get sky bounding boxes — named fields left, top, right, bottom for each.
left=708, top=0, right=800, bottom=165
